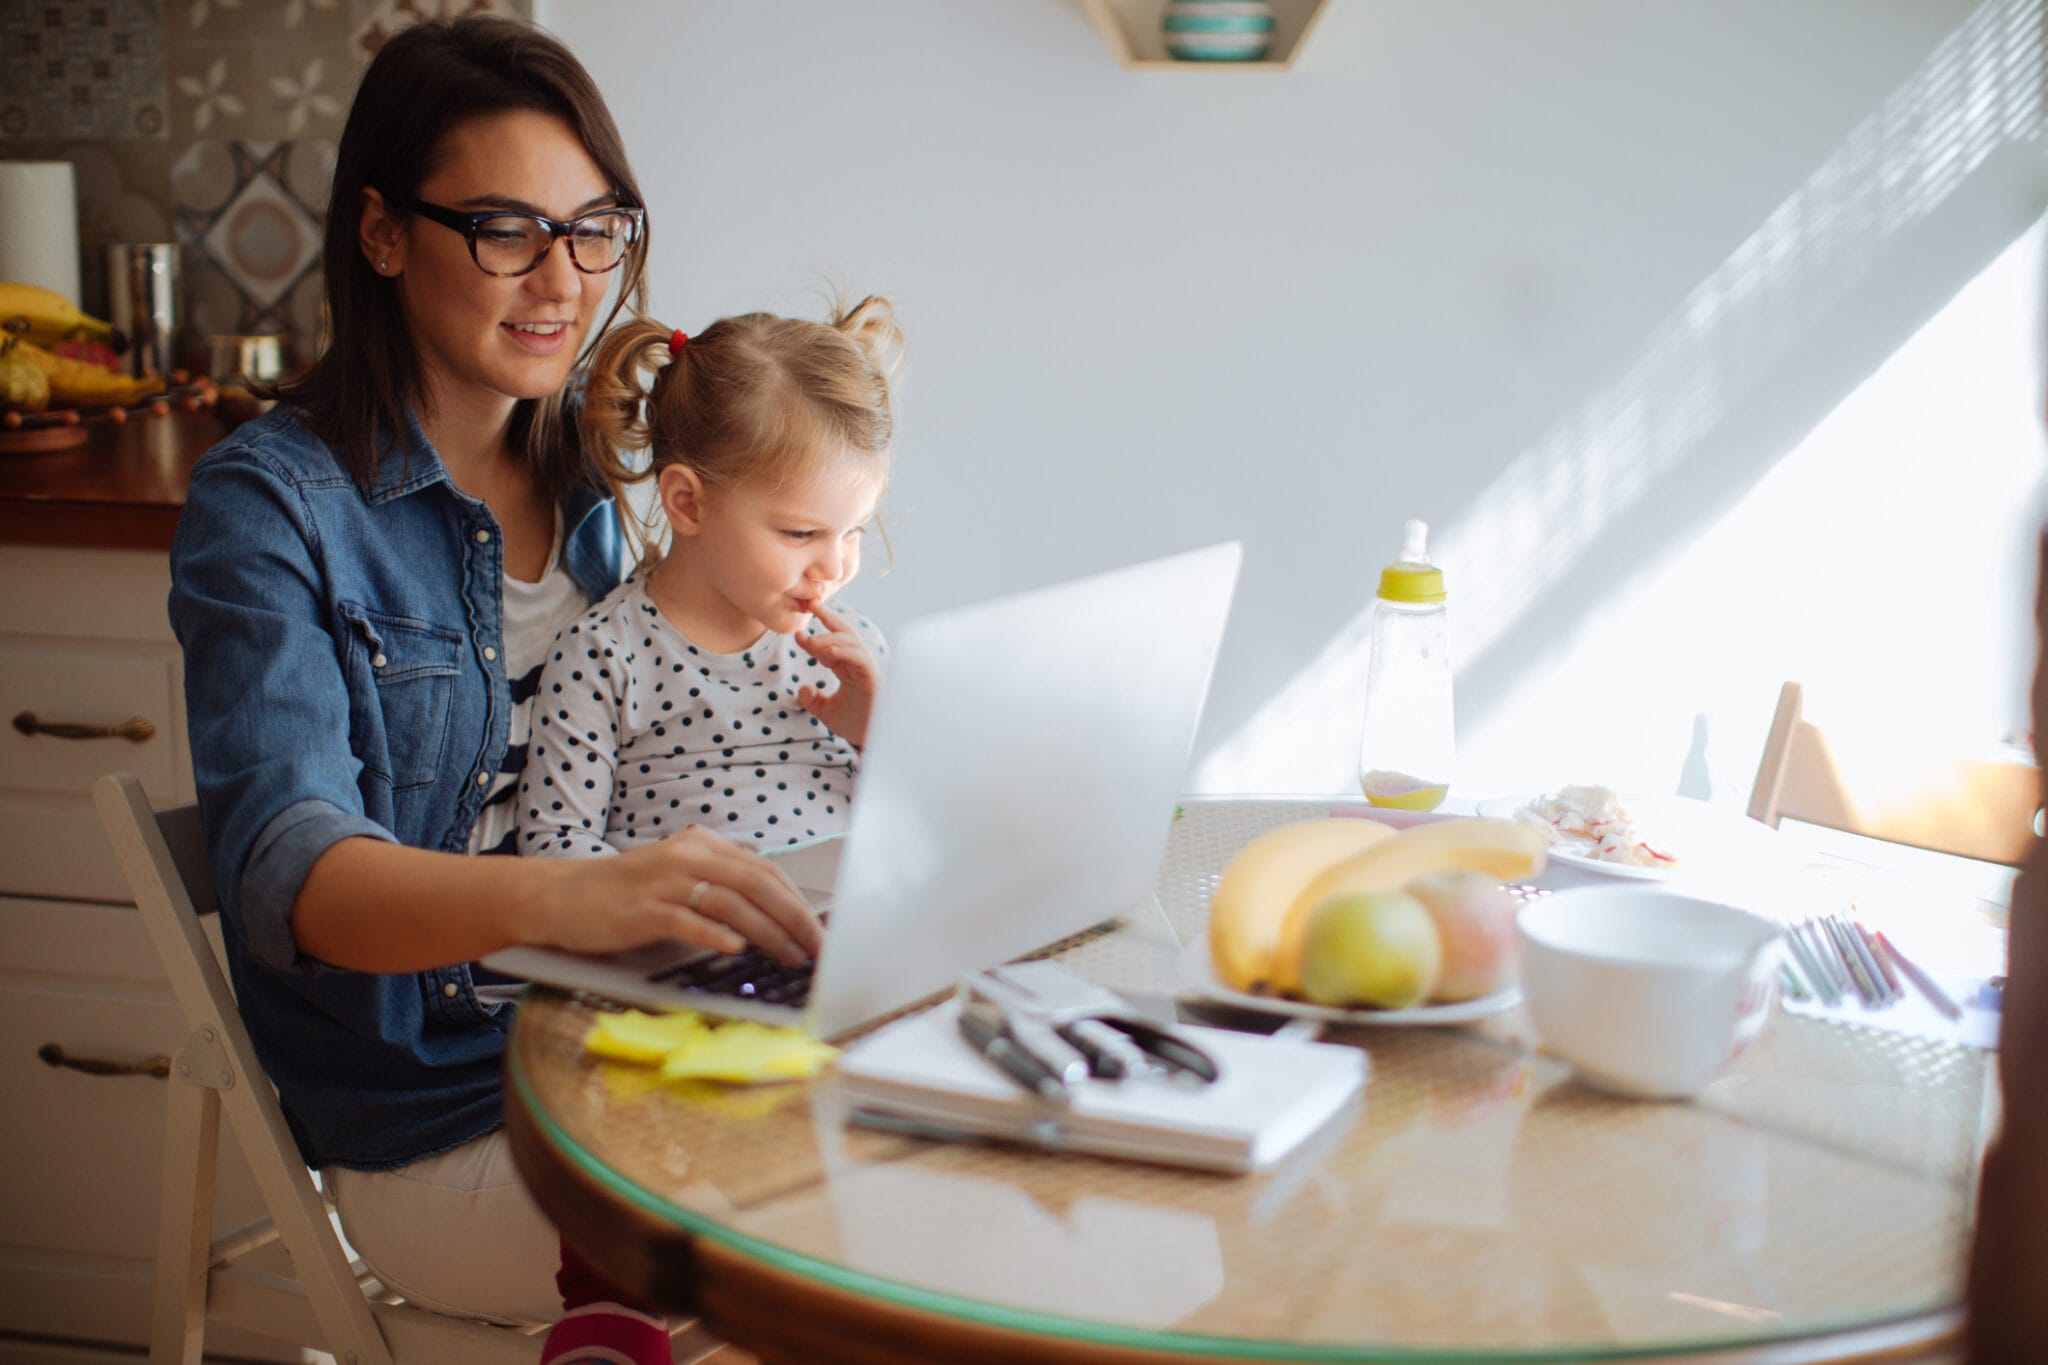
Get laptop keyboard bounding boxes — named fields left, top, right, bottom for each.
left=647, top=946, right=815, bottom=1007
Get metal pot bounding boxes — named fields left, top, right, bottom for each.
left=204, top=332, right=290, bottom=386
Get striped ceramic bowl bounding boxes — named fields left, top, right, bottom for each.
left=1162, top=0, right=1275, bottom=62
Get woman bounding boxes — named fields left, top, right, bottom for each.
left=169, top=16, right=820, bottom=1345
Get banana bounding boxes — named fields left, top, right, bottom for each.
left=13, top=339, right=162, bottom=407
left=0, top=281, right=115, bottom=347
left=1207, top=818, right=1397, bottom=993
left=0, top=349, right=49, bottom=411
left=1269, top=818, right=1546, bottom=994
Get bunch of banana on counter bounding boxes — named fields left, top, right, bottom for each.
left=1206, top=815, right=1547, bottom=1011
left=0, top=282, right=163, bottom=412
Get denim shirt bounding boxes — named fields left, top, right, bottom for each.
left=169, top=404, right=624, bottom=1170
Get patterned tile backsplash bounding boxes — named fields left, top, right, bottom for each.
left=1, top=0, right=531, bottom=370
left=1, top=0, right=170, bottom=139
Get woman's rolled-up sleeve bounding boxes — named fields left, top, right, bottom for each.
left=170, top=447, right=392, bottom=973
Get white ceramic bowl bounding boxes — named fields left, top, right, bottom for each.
left=1517, top=886, right=1783, bottom=1099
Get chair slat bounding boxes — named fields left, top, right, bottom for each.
left=1748, top=682, right=2040, bottom=867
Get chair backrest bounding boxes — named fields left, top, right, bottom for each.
left=1746, top=682, right=2042, bottom=868
left=153, top=801, right=219, bottom=918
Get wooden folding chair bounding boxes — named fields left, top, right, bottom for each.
left=93, top=771, right=566, bottom=1364
left=1746, top=681, right=2041, bottom=867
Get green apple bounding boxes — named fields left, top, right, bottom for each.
left=1298, top=889, right=1442, bottom=1009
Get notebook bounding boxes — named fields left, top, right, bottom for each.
left=484, top=541, right=1242, bottom=1039
left=837, top=998, right=1367, bottom=1172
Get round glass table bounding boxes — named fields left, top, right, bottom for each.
left=504, top=799, right=1995, bottom=1363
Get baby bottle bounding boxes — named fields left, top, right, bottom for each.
left=1358, top=518, right=1453, bottom=811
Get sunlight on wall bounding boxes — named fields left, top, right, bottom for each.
left=1460, top=216, right=2046, bottom=805
left=1195, top=0, right=2047, bottom=801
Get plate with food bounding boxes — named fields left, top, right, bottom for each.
left=1478, top=786, right=1681, bottom=879
left=1186, top=811, right=1545, bottom=1027
left=1179, top=937, right=1521, bottom=1027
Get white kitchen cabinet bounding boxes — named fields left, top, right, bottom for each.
left=0, top=544, right=299, bottom=1361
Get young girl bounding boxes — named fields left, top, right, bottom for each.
left=516, top=299, right=903, bottom=870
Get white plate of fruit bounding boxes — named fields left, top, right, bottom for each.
left=1178, top=940, right=1521, bottom=1026
left=1186, top=814, right=1544, bottom=1026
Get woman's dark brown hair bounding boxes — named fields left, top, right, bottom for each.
left=276, top=16, right=648, bottom=501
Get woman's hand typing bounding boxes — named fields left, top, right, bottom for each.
left=534, top=826, right=824, bottom=965
left=294, top=830, right=823, bottom=974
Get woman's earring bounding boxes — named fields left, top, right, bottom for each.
left=379, top=259, right=390, bottom=274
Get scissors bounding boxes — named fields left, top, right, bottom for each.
left=962, top=961, right=1221, bottom=1088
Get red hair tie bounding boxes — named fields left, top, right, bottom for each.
left=670, top=329, right=688, bottom=351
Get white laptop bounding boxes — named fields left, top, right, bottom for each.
left=484, top=541, right=1242, bottom=1039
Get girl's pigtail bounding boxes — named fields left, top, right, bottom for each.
left=829, top=293, right=904, bottom=571
left=581, top=316, right=681, bottom=570
left=833, top=293, right=906, bottom=388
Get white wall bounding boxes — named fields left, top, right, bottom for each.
left=544, top=0, right=2048, bottom=805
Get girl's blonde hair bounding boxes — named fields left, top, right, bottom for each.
left=582, top=293, right=905, bottom=568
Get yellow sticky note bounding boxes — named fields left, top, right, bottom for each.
left=584, top=1009, right=714, bottom=1064
left=585, top=1010, right=837, bottom=1085
left=657, top=1023, right=839, bottom=1085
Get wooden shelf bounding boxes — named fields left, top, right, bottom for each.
left=1080, top=0, right=1335, bottom=71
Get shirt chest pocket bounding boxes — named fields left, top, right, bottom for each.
left=341, top=604, right=464, bottom=792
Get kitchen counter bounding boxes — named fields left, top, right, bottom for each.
left=0, top=408, right=228, bottom=550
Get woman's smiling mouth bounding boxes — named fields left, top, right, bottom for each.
left=503, top=320, right=571, bottom=352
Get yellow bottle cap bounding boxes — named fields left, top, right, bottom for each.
left=1378, top=518, right=1445, bottom=603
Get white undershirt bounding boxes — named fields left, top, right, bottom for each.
left=469, top=508, right=587, bottom=857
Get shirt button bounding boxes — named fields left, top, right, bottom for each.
left=483, top=645, right=497, bottom=662
left=475, top=528, right=491, bottom=544
left=442, top=982, right=459, bottom=999
left=371, top=652, right=387, bottom=669
left=475, top=771, right=489, bottom=787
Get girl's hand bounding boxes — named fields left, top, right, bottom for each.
left=794, top=599, right=881, bottom=749
left=534, top=827, right=823, bottom=965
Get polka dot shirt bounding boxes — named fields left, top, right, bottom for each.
left=515, top=575, right=887, bottom=857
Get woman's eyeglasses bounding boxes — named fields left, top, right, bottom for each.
left=388, top=193, right=644, bottom=277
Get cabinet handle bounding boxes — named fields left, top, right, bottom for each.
left=38, top=1042, right=171, bottom=1079
left=11, top=710, right=156, bottom=743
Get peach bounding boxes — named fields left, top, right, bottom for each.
left=1405, top=868, right=1521, bottom=1002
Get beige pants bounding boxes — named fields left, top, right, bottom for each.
left=325, top=1128, right=567, bottom=1325
left=327, top=1131, right=745, bottom=1361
